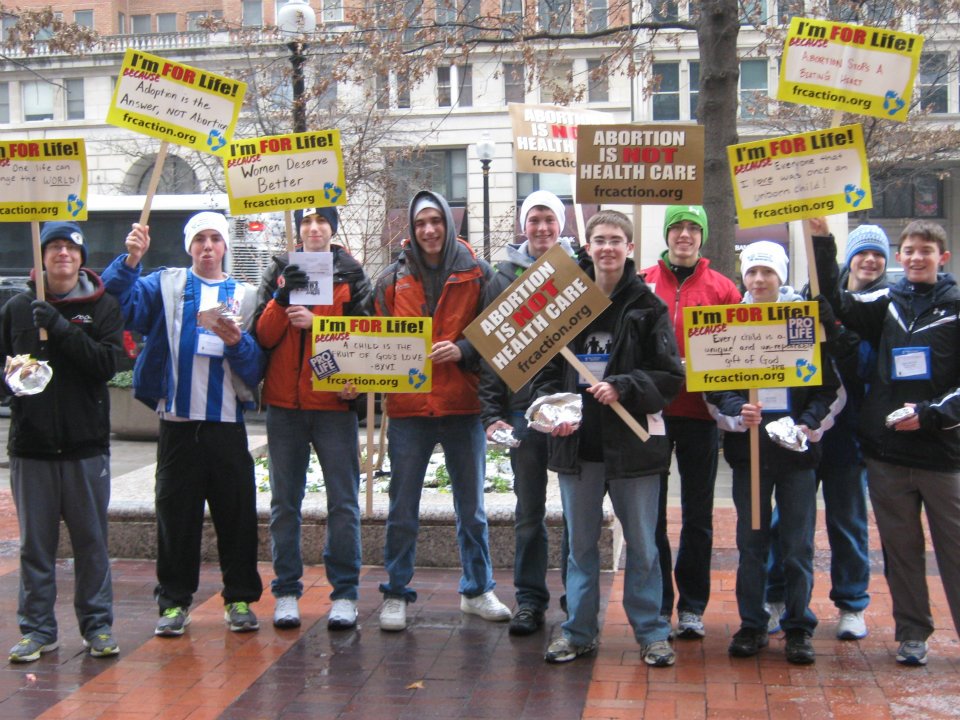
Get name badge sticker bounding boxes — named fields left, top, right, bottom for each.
left=892, top=347, right=931, bottom=380
left=758, top=387, right=791, bottom=413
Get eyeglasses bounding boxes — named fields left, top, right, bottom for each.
left=668, top=222, right=703, bottom=235
left=590, top=238, right=628, bottom=248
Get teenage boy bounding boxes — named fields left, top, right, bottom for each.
left=480, top=190, right=574, bottom=635
left=255, top=207, right=372, bottom=630
left=707, top=241, right=844, bottom=665
left=642, top=205, right=740, bottom=639
left=373, top=190, right=510, bottom=632
left=815, top=220, right=960, bottom=666
left=1, top=222, right=123, bottom=662
left=102, top=212, right=265, bottom=637
left=538, top=210, right=684, bottom=667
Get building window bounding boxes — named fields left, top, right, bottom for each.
left=870, top=173, right=943, bottom=218
left=186, top=11, right=222, bottom=30
left=65, top=78, right=84, bottom=120
left=2, top=16, right=17, bottom=42
left=586, top=0, right=607, bottom=32
left=503, top=0, right=522, bottom=12
left=376, top=72, right=409, bottom=110
left=0, top=84, right=9, bottom=124
left=777, top=0, right=804, bottom=24
left=587, top=59, right=608, bottom=102
left=541, top=61, right=571, bottom=103
left=117, top=12, right=125, bottom=33
left=539, top=0, right=571, bottom=33
left=396, top=72, right=410, bottom=109
left=392, top=149, right=468, bottom=205
left=739, top=59, right=768, bottom=118
left=242, top=0, right=262, bottom=27
left=74, top=10, right=93, bottom=28
left=652, top=62, right=679, bottom=120
left=740, top=0, right=767, bottom=24
left=136, top=154, right=199, bottom=194
left=403, top=0, right=419, bottom=43
left=322, top=0, right=344, bottom=23
left=651, top=0, right=678, bottom=21
left=516, top=172, right=572, bottom=199
left=503, top=62, right=525, bottom=104
left=438, top=65, right=473, bottom=107
left=22, top=81, right=54, bottom=121
left=157, top=13, right=177, bottom=32
left=689, top=61, right=700, bottom=120
left=132, top=14, right=152, bottom=33
left=919, top=53, right=948, bottom=114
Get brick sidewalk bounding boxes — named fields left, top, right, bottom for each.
left=0, top=486, right=958, bottom=718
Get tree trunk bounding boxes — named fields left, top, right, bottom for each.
left=697, top=0, right=741, bottom=282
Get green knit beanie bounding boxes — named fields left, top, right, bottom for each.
left=663, top=205, right=708, bottom=245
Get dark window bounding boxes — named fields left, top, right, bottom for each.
left=868, top=173, right=943, bottom=219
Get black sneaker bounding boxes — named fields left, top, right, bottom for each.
left=784, top=629, right=815, bottom=664
left=728, top=626, right=769, bottom=657
left=509, top=606, right=545, bottom=636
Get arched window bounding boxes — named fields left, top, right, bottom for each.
left=133, top=154, right=200, bottom=194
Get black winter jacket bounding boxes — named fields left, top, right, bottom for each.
left=533, top=257, right=684, bottom=479
left=0, top=270, right=123, bottom=459
left=815, top=235, right=960, bottom=471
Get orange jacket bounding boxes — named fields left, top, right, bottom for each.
left=256, top=247, right=372, bottom=411
left=374, top=237, right=489, bottom=418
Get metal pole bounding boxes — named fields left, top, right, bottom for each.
left=289, top=40, right=307, bottom=133
left=481, top=158, right=491, bottom=261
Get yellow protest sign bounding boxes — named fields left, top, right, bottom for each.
left=508, top=102, right=612, bottom=174
left=106, top=48, right=246, bottom=154
left=464, top=244, right=610, bottom=392
left=575, top=124, right=704, bottom=205
left=0, top=139, right=87, bottom=221
left=224, top=131, right=346, bottom=215
left=682, top=302, right=822, bottom=392
left=728, top=124, right=871, bottom=229
left=309, top=316, right=433, bottom=393
left=778, top=17, right=922, bottom=122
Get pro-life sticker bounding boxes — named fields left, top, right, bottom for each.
left=309, top=350, right=340, bottom=381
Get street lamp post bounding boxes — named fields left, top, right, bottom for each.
left=277, top=0, right=317, bottom=134
left=476, top=132, right=495, bottom=261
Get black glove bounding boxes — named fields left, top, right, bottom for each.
left=274, top=264, right=309, bottom=307
left=815, top=295, right=840, bottom=340
left=31, top=300, right=72, bottom=337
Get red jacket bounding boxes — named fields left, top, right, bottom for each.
left=256, top=246, right=372, bottom=411
left=641, top=255, right=741, bottom=420
left=374, top=238, right=488, bottom=419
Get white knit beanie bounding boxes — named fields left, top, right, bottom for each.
left=519, top=190, right=566, bottom=235
left=183, top=212, right=230, bottom=253
left=740, top=240, right=788, bottom=284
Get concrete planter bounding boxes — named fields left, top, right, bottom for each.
left=108, top=387, right=159, bottom=440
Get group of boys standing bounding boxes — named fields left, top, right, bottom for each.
left=3, top=190, right=959, bottom=673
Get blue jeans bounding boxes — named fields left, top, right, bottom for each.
left=266, top=406, right=361, bottom=600
left=655, top=417, right=719, bottom=616
left=379, top=415, right=494, bottom=602
left=767, top=463, right=870, bottom=612
left=559, top=462, right=669, bottom=647
left=732, top=463, right=818, bottom=634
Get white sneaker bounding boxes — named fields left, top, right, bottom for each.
left=460, top=591, right=512, bottom=622
left=765, top=602, right=785, bottom=634
left=273, top=595, right=301, bottom=628
left=837, top=610, right=867, bottom=640
left=380, top=598, right=407, bottom=631
left=328, top=598, right=358, bottom=630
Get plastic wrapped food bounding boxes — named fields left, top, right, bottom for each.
left=4, top=354, right=53, bottom=396
left=765, top=416, right=808, bottom=452
left=525, top=393, right=583, bottom=434
left=490, top=427, right=521, bottom=448
left=885, top=406, right=916, bottom=428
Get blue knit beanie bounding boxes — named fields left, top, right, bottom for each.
left=296, top=207, right=339, bottom=236
left=844, top=225, right=889, bottom=269
left=40, top=221, right=87, bottom=265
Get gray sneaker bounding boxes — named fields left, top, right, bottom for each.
left=9, top=636, right=58, bottom=663
left=642, top=639, right=676, bottom=667
left=83, top=631, right=120, bottom=658
left=224, top=602, right=260, bottom=632
left=896, top=640, right=928, bottom=666
left=544, top=635, right=599, bottom=663
left=676, top=610, right=706, bottom=639
left=155, top=607, right=190, bottom=637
